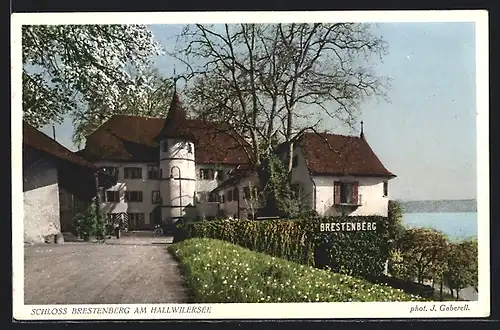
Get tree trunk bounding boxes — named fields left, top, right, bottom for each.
left=439, top=280, right=443, bottom=301
left=255, top=160, right=277, bottom=216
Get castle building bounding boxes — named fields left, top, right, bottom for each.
left=76, top=93, right=396, bottom=229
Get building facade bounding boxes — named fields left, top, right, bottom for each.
left=23, top=122, right=115, bottom=243
left=77, top=93, right=396, bottom=229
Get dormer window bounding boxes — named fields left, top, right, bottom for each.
left=187, top=143, right=193, bottom=154
left=162, top=141, right=168, bottom=152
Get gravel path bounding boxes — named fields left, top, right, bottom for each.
left=24, top=242, right=190, bottom=305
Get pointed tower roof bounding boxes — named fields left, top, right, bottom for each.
left=154, top=92, right=195, bottom=143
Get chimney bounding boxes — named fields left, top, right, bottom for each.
left=360, top=121, right=365, bottom=139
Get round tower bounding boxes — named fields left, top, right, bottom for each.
left=153, top=92, right=196, bottom=224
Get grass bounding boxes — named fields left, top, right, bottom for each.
left=168, top=238, right=425, bottom=303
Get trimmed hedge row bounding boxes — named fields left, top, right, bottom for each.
left=175, top=216, right=390, bottom=279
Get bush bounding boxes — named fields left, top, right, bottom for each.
left=388, top=227, right=448, bottom=284
left=168, top=238, right=424, bottom=303
left=176, top=216, right=390, bottom=279
left=387, top=200, right=405, bottom=249
left=444, top=238, right=478, bottom=299
left=73, top=203, right=106, bottom=240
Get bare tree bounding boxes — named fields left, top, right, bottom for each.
left=173, top=23, right=389, bottom=214
left=242, top=181, right=263, bottom=220
left=175, top=23, right=388, bottom=167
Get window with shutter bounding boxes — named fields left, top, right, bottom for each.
left=333, top=181, right=341, bottom=205
left=352, top=181, right=359, bottom=205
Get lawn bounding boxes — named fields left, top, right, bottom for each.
left=168, top=238, right=424, bottom=303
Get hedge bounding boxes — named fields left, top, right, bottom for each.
left=168, top=238, right=423, bottom=303
left=175, top=216, right=390, bottom=279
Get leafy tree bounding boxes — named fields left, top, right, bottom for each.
left=260, top=154, right=315, bottom=218
left=444, top=238, right=478, bottom=300
left=22, top=24, right=163, bottom=132
left=73, top=201, right=106, bottom=240
left=71, top=68, right=174, bottom=146
left=389, top=228, right=449, bottom=284
left=387, top=200, right=406, bottom=250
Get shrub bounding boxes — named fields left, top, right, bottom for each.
left=389, top=228, right=449, bottom=284
left=168, top=238, right=424, bottom=303
left=73, top=202, right=106, bottom=240
left=443, top=238, right=478, bottom=299
left=176, top=216, right=390, bottom=279
left=387, top=200, right=405, bottom=249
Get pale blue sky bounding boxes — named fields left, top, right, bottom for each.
left=40, top=22, right=477, bottom=201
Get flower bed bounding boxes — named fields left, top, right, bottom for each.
left=168, top=238, right=424, bottom=303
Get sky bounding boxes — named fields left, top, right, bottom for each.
left=40, top=22, right=477, bottom=201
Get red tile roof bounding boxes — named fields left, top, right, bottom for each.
left=23, top=121, right=96, bottom=169
left=298, top=132, right=395, bottom=177
left=79, top=115, right=251, bottom=165
left=212, top=165, right=256, bottom=192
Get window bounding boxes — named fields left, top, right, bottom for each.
left=233, top=188, right=239, bottom=201
left=162, top=141, right=169, bottom=152
left=220, top=193, right=225, bottom=203
left=147, top=165, right=160, bottom=179
left=334, top=181, right=359, bottom=205
left=228, top=190, right=233, bottom=202
left=124, top=167, right=142, bottom=179
left=215, top=170, right=224, bottom=181
left=105, top=190, right=120, bottom=202
left=208, top=193, right=220, bottom=203
left=125, top=191, right=143, bottom=202
left=243, top=186, right=250, bottom=199
left=100, top=166, right=119, bottom=179
left=152, top=191, right=161, bottom=203
left=292, top=155, right=298, bottom=168
left=200, top=168, right=213, bottom=180
left=127, top=213, right=145, bottom=229
left=383, top=181, right=388, bottom=197
left=187, top=143, right=193, bottom=154
left=197, top=192, right=208, bottom=203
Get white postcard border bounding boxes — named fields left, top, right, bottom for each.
left=11, top=10, right=490, bottom=321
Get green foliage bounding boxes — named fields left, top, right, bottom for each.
left=177, top=216, right=390, bottom=279
left=259, top=154, right=314, bottom=218
left=73, top=202, right=106, bottom=239
left=443, top=238, right=478, bottom=299
left=169, top=238, right=423, bottom=303
left=22, top=24, right=163, bottom=144
left=387, top=200, right=405, bottom=248
left=389, top=228, right=449, bottom=284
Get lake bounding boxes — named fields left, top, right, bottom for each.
left=402, top=212, right=477, bottom=241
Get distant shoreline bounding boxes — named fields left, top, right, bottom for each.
left=397, top=199, right=477, bottom=213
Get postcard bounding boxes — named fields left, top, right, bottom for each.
left=11, top=10, right=489, bottom=321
